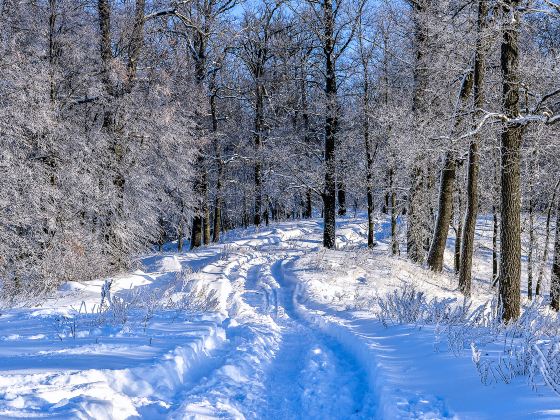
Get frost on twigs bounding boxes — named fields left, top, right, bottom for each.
left=167, top=269, right=221, bottom=313
left=377, top=284, right=560, bottom=396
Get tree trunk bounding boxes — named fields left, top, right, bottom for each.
left=390, top=168, right=399, bottom=255
left=322, top=0, right=337, bottom=249
left=499, top=0, right=522, bottom=321
left=455, top=220, right=462, bottom=274
left=551, top=200, right=560, bottom=311
left=407, top=0, right=429, bottom=263
left=427, top=152, right=457, bottom=271
left=528, top=194, right=534, bottom=300
left=202, top=169, right=211, bottom=245
left=305, top=189, right=312, bottom=218
left=254, top=81, right=264, bottom=226
left=337, top=177, right=347, bottom=217
left=211, top=88, right=223, bottom=243
left=363, top=71, right=376, bottom=248
left=407, top=167, right=425, bottom=262
left=458, top=0, right=487, bottom=296
left=427, top=68, right=473, bottom=272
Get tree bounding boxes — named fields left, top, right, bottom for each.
left=458, top=0, right=488, bottom=296
left=499, top=0, right=522, bottom=322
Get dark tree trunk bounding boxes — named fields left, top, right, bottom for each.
left=190, top=216, right=203, bottom=250
left=528, top=195, right=534, bottom=300
left=322, top=0, right=337, bottom=249
left=254, top=82, right=264, bottom=226
left=499, top=0, right=522, bottom=321
left=363, top=72, right=376, bottom=248
left=428, top=70, right=473, bottom=272
left=211, top=89, right=223, bottom=243
left=337, top=178, right=347, bottom=217
left=189, top=18, right=209, bottom=249
left=305, top=189, right=312, bottom=218
left=390, top=168, right=399, bottom=255
left=427, top=152, right=457, bottom=272
left=551, top=200, right=560, bottom=311
left=203, top=169, right=211, bottom=245
left=455, top=220, right=462, bottom=274
left=458, top=0, right=487, bottom=296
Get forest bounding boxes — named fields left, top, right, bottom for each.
left=3, top=0, right=559, bottom=319
left=2, top=0, right=560, bottom=417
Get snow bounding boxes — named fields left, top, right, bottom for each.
left=0, top=217, right=559, bottom=419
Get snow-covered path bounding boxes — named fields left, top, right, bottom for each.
left=1, top=217, right=560, bottom=419
left=172, top=229, right=376, bottom=418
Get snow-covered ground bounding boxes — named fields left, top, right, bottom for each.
left=1, top=216, right=559, bottom=419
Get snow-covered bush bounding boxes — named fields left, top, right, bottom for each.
left=377, top=283, right=468, bottom=327
left=167, top=269, right=221, bottom=313
left=377, top=284, right=560, bottom=396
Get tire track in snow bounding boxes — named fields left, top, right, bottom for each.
left=257, top=259, right=374, bottom=419
left=169, top=224, right=375, bottom=419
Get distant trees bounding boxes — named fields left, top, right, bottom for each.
left=1, top=0, right=560, bottom=320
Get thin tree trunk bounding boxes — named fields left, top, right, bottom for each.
left=254, top=81, right=264, bottom=226
left=528, top=194, right=534, bottom=300
left=455, top=220, right=462, bottom=274
left=177, top=222, right=184, bottom=252
left=458, top=0, right=487, bottom=296
left=499, top=0, right=522, bottom=321
left=337, top=176, right=347, bottom=216
left=203, top=169, right=211, bottom=245
left=390, top=168, right=399, bottom=255
left=407, top=167, right=425, bottom=262
left=211, top=88, right=223, bottom=242
left=363, top=66, right=376, bottom=248
left=551, top=200, right=560, bottom=311
left=322, top=0, right=337, bottom=249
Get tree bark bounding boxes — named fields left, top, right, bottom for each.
left=427, top=70, right=473, bottom=272
left=337, top=177, right=347, bottom=217
left=528, top=194, right=534, bottom=300
left=537, top=179, right=560, bottom=295
left=499, top=0, right=522, bottom=321
left=407, top=167, right=425, bottom=262
left=211, top=87, right=223, bottom=243
left=427, top=152, right=457, bottom=271
left=458, top=0, right=487, bottom=296
left=407, top=0, right=429, bottom=263
left=455, top=219, right=463, bottom=274
left=363, top=69, right=376, bottom=248
left=202, top=169, right=211, bottom=245
left=551, top=200, right=560, bottom=311
left=322, top=0, right=337, bottom=249
left=254, top=81, right=264, bottom=226
left=390, top=168, right=399, bottom=255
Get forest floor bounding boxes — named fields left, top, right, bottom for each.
left=0, top=215, right=559, bottom=419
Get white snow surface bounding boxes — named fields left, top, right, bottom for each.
left=0, top=217, right=559, bottom=419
